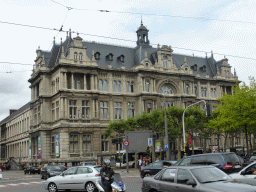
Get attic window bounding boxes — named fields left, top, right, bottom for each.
left=200, top=65, right=206, bottom=72
left=79, top=53, right=83, bottom=60
left=194, top=64, right=197, bottom=71
left=118, top=55, right=125, bottom=62
left=106, top=53, right=113, bottom=61
left=185, top=68, right=188, bottom=71
left=95, top=52, right=100, bottom=60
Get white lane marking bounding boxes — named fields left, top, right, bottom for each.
left=30, top=181, right=44, bottom=184
left=19, top=183, right=30, bottom=185
left=7, top=184, right=19, bottom=186
left=0, top=185, right=6, bottom=188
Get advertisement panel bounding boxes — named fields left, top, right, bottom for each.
left=55, top=134, right=59, bottom=157
left=29, top=139, right=31, bottom=159
left=38, top=136, right=42, bottom=159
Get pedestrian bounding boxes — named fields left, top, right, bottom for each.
left=138, top=157, right=142, bottom=172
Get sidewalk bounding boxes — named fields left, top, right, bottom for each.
left=113, top=168, right=141, bottom=177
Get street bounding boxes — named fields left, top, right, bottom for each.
left=0, top=170, right=143, bottom=192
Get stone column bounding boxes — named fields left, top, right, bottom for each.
left=64, top=73, right=67, bottom=89
left=95, top=75, right=98, bottom=90
left=59, top=72, right=63, bottom=89
left=71, top=73, right=74, bottom=89
left=154, top=79, right=156, bottom=92
left=198, top=81, right=201, bottom=98
left=207, top=81, right=210, bottom=98
left=92, top=100, right=95, bottom=118
left=84, top=74, right=87, bottom=90
left=190, top=82, right=193, bottom=95
left=91, top=75, right=95, bottom=90
left=96, top=100, right=99, bottom=118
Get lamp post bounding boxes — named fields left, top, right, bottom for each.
left=182, top=100, right=207, bottom=157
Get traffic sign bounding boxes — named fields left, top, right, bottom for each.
left=123, top=140, right=129, bottom=147
left=148, top=138, right=153, bottom=146
left=38, top=150, right=42, bottom=154
left=165, top=144, right=168, bottom=151
left=38, top=155, right=42, bottom=159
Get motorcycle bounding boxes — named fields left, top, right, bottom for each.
left=100, top=171, right=126, bottom=192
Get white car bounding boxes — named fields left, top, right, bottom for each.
left=230, top=161, right=256, bottom=186
left=44, top=166, right=104, bottom=192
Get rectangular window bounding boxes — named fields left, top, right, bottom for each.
left=101, top=135, right=109, bottom=152
left=186, top=85, right=189, bottom=95
left=34, top=108, right=37, bottom=125
left=201, top=88, right=204, bottom=97
left=52, top=103, right=55, bottom=121
left=127, top=81, right=134, bottom=93
left=56, top=101, right=59, bottom=120
left=194, top=87, right=197, bottom=96
left=146, top=81, right=150, bottom=92
left=69, top=100, right=77, bottom=119
left=163, top=56, right=167, bottom=68
left=117, top=81, right=121, bottom=92
left=114, top=102, right=122, bottom=120
left=103, top=80, right=107, bottom=92
left=99, top=80, right=103, bottom=91
left=82, top=135, right=91, bottom=153
left=70, top=135, right=79, bottom=153
left=128, top=102, right=135, bottom=117
left=100, top=101, right=108, bottom=119
left=82, top=100, right=90, bottom=119
left=51, top=136, right=55, bottom=154
left=113, top=81, right=117, bottom=92
left=147, top=103, right=152, bottom=113
left=38, top=106, right=41, bottom=123
left=127, top=82, right=130, bottom=93
left=204, top=89, right=207, bottom=97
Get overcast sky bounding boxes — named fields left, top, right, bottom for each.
left=0, top=0, right=255, bottom=121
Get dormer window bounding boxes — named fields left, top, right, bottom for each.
left=95, top=52, right=100, bottom=60
left=200, top=65, right=206, bottom=72
left=74, top=52, right=78, bottom=60
left=118, top=55, right=125, bottom=62
left=163, top=56, right=167, bottom=68
left=106, top=53, right=113, bottom=61
left=79, top=53, right=83, bottom=60
left=194, top=64, right=197, bottom=71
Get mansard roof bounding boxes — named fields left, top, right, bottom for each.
left=0, top=102, right=30, bottom=126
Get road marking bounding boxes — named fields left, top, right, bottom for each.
left=0, top=185, right=6, bottom=188
left=30, top=181, right=44, bottom=184
left=19, top=183, right=30, bottom=185
left=7, top=184, right=19, bottom=186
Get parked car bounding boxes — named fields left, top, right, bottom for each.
left=44, top=166, right=103, bottom=192
left=41, top=165, right=67, bottom=179
left=230, top=161, right=256, bottom=186
left=174, top=152, right=242, bottom=174
left=24, top=166, right=40, bottom=174
left=140, top=160, right=177, bottom=178
left=141, top=165, right=256, bottom=192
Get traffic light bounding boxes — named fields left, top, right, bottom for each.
left=206, top=103, right=212, bottom=117
left=146, top=146, right=150, bottom=155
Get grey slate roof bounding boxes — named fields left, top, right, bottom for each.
left=0, top=102, right=30, bottom=126
left=40, top=26, right=223, bottom=79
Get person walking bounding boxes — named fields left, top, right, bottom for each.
left=138, top=157, right=142, bottom=172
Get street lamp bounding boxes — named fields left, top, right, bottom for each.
left=182, top=100, right=207, bottom=157
left=163, top=97, right=171, bottom=160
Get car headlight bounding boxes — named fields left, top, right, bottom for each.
left=111, top=185, right=122, bottom=192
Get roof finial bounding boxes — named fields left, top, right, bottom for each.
left=66, top=31, right=68, bottom=39
left=53, top=37, right=55, bottom=45
left=141, top=15, right=143, bottom=26
left=234, top=68, right=236, bottom=76
left=211, top=50, right=213, bottom=57
left=61, top=37, right=62, bottom=44
left=205, top=52, right=207, bottom=58
left=69, top=28, right=71, bottom=38
left=77, top=32, right=79, bottom=36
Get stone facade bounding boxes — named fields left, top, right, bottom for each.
left=0, top=23, right=243, bottom=166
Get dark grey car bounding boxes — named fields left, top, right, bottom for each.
left=141, top=166, right=256, bottom=192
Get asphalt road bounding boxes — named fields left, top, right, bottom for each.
left=0, top=170, right=143, bottom=192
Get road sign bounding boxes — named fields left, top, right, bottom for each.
left=38, top=155, right=42, bottom=159
left=38, top=150, right=42, bottom=154
left=148, top=138, right=153, bottom=146
left=123, top=140, right=129, bottom=147
left=165, top=144, right=168, bottom=151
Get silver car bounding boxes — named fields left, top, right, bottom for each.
left=44, top=166, right=104, bottom=192
left=230, top=161, right=256, bottom=186
left=141, top=165, right=256, bottom=192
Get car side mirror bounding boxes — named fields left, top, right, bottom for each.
left=241, top=170, right=246, bottom=175
left=187, top=180, right=197, bottom=186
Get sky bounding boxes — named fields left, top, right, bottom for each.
left=0, top=0, right=255, bottom=121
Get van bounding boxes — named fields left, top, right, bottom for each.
left=175, top=152, right=242, bottom=174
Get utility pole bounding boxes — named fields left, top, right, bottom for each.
left=182, top=100, right=207, bottom=157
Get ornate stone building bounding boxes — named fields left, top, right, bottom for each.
left=0, top=22, right=240, bottom=166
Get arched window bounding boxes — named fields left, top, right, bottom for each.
left=194, top=87, right=197, bottom=96
left=74, top=52, right=78, bottom=60
left=160, top=86, right=173, bottom=95
left=79, top=53, right=82, bottom=60
left=185, top=84, right=189, bottom=94
left=146, top=81, right=150, bottom=92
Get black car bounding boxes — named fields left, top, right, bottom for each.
left=24, top=166, right=40, bottom=174
left=140, top=160, right=177, bottom=178
left=174, top=152, right=242, bottom=174
left=41, top=165, right=67, bottom=179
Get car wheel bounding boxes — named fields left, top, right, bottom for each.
left=132, top=163, right=135, bottom=168
left=48, top=183, right=58, bottom=192
left=144, top=173, right=151, bottom=177
left=85, top=182, right=96, bottom=192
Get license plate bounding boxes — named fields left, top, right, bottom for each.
left=234, top=165, right=241, bottom=168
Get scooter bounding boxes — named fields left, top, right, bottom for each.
left=100, top=171, right=126, bottom=192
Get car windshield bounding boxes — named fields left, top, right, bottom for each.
left=250, top=156, right=256, bottom=161
left=94, top=166, right=102, bottom=172
left=223, top=153, right=240, bottom=165
left=191, top=167, right=232, bottom=183
left=47, top=166, right=62, bottom=171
